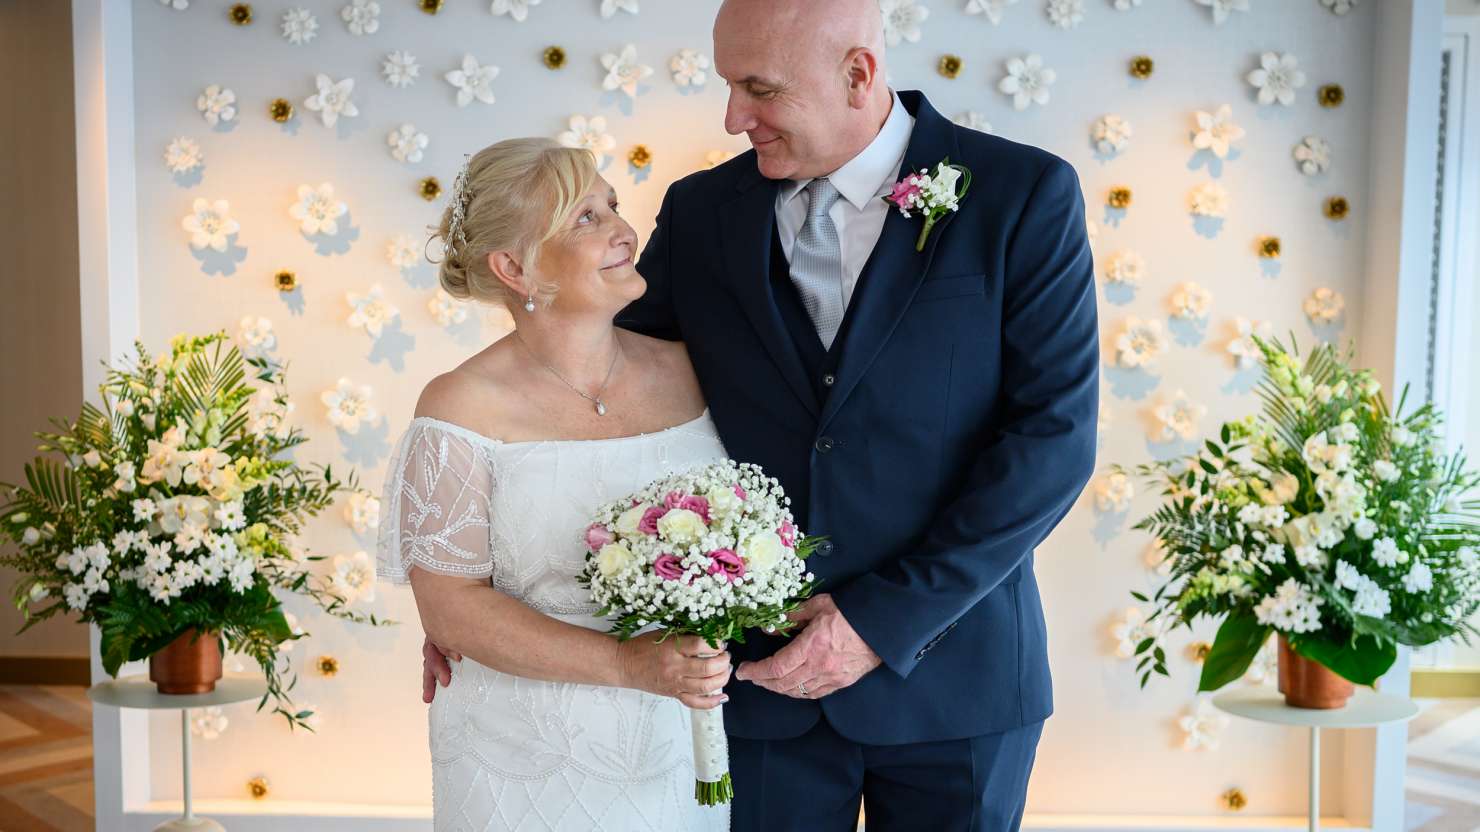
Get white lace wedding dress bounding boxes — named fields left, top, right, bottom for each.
left=377, top=408, right=732, bottom=831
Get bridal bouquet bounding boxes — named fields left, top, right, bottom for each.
left=579, top=459, right=820, bottom=806
left=0, top=332, right=390, bottom=729
left=1112, top=335, right=1480, bottom=698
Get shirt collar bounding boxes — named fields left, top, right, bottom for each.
left=780, top=89, right=915, bottom=212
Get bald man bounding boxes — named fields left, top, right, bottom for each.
left=427, top=0, right=1098, bottom=827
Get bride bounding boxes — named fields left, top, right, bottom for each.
left=376, top=137, right=732, bottom=830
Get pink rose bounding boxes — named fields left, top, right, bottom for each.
left=778, top=520, right=796, bottom=548
left=707, top=548, right=746, bottom=583
left=654, top=553, right=686, bottom=581
left=733, top=484, right=747, bottom=501
left=887, top=175, right=923, bottom=209
left=638, top=506, right=669, bottom=536
left=585, top=523, right=614, bottom=550
left=678, top=495, right=710, bottom=522
left=663, top=490, right=685, bottom=509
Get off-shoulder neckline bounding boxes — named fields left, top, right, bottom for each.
left=407, top=408, right=712, bottom=450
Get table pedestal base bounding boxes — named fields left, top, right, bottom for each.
left=155, top=817, right=225, bottom=832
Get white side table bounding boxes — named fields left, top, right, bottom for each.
left=1212, top=687, right=1418, bottom=832
left=88, top=674, right=268, bottom=832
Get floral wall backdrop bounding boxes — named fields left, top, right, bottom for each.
left=130, top=0, right=1376, bottom=816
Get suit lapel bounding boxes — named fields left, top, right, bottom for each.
left=819, top=91, right=962, bottom=432
left=717, top=168, right=821, bottom=418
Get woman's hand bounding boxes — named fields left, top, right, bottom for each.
left=617, top=633, right=732, bottom=709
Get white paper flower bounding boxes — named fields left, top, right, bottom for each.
left=1193, top=0, right=1249, bottom=26
left=332, top=551, right=377, bottom=603
left=164, top=137, right=203, bottom=173
left=1114, top=317, right=1168, bottom=368
left=1304, top=287, right=1345, bottom=325
left=1092, top=114, right=1132, bottom=154
left=388, top=124, right=429, bottom=164
left=1113, top=0, right=1142, bottom=8
left=1189, top=182, right=1230, bottom=218
left=1179, top=697, right=1230, bottom=751
left=304, top=75, right=358, bottom=128
left=998, top=54, right=1055, bottom=110
left=289, top=183, right=348, bottom=236
left=1094, top=471, right=1134, bottom=512
left=704, top=150, right=737, bottom=169
left=1192, top=105, right=1245, bottom=158
left=382, top=51, right=420, bottom=88
left=880, top=0, right=930, bottom=45
left=428, top=288, right=469, bottom=327
left=1247, top=52, right=1306, bottom=107
left=189, top=706, right=229, bottom=740
left=1321, top=0, right=1356, bottom=14
left=600, top=0, right=638, bottom=17
left=670, top=48, right=710, bottom=87
left=340, top=0, right=380, bottom=35
left=1046, top=0, right=1083, bottom=28
left=557, top=115, right=617, bottom=166
left=196, top=85, right=236, bottom=126
left=1110, top=606, right=1166, bottom=657
left=1097, top=397, right=1112, bottom=442
left=344, top=492, right=381, bottom=534
left=1169, top=281, right=1213, bottom=320
left=181, top=198, right=240, bottom=252
left=1294, top=136, right=1331, bottom=175
left=490, top=0, right=540, bottom=21
left=281, top=8, right=318, bottom=44
left=1227, top=317, right=1273, bottom=368
left=346, top=284, right=400, bottom=337
left=446, top=54, right=499, bottom=107
left=159, top=0, right=188, bottom=10
left=1153, top=389, right=1208, bottom=442
left=237, top=316, right=276, bottom=359
left=964, top=0, right=1016, bottom=23
left=952, top=111, right=993, bottom=133
left=388, top=234, right=421, bottom=269
left=1103, top=250, right=1145, bottom=287
left=321, top=379, right=377, bottom=434
left=601, top=44, right=653, bottom=99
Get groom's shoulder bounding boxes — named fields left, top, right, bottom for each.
left=951, top=125, right=1076, bottom=187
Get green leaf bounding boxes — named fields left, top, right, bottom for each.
left=1198, top=612, right=1271, bottom=692
left=1288, top=633, right=1397, bottom=687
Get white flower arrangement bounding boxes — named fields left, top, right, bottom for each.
left=164, top=138, right=203, bottom=174
left=289, top=183, right=348, bottom=236
left=1193, top=0, right=1249, bottom=26
left=1227, top=317, right=1273, bottom=369
left=1103, top=250, right=1145, bottom=287
left=236, top=317, right=276, bottom=360
left=601, top=44, right=653, bottom=99
left=340, top=0, right=380, bottom=35
left=346, top=284, right=399, bottom=338
left=1191, top=105, right=1245, bottom=159
left=1189, top=181, right=1230, bottom=218
left=670, top=48, right=710, bottom=87
left=196, top=85, right=236, bottom=126
left=428, top=288, right=468, bottom=328
left=1114, top=317, right=1168, bottom=368
left=1094, top=471, right=1134, bottom=512
left=382, top=51, right=420, bottom=88
left=998, top=53, right=1055, bottom=110
left=388, top=124, right=429, bottom=164
left=879, top=0, right=930, bottom=45
left=388, top=235, right=421, bottom=269
left=952, top=111, right=993, bottom=133
left=1092, top=115, right=1132, bottom=154
left=445, top=55, right=499, bottom=107
left=964, top=0, right=1016, bottom=24
left=1247, top=52, right=1306, bottom=107
left=1304, top=287, right=1345, bottom=325
left=1152, top=389, right=1208, bottom=442
left=1169, top=282, right=1213, bottom=320
left=303, top=75, right=358, bottom=128
left=181, top=198, right=240, bottom=252
left=599, top=0, right=638, bottom=18
left=490, top=0, right=540, bottom=21
left=281, top=8, right=318, bottom=45
left=321, top=379, right=377, bottom=434
left=1294, top=136, right=1332, bottom=175
left=557, top=115, right=616, bottom=168
left=1046, top=0, right=1084, bottom=28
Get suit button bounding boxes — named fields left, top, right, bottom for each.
left=815, top=540, right=834, bottom=557
left=814, top=436, right=835, bottom=453
left=822, top=373, right=836, bottom=387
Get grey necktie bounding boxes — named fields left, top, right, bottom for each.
left=789, top=177, right=846, bottom=350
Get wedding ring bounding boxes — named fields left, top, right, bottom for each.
left=797, top=681, right=808, bottom=697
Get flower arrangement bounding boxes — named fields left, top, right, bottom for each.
left=580, top=459, right=820, bottom=805
left=0, top=333, right=390, bottom=729
left=884, top=158, right=972, bottom=252
left=1113, top=335, right=1480, bottom=698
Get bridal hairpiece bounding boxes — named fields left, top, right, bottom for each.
left=445, top=153, right=472, bottom=256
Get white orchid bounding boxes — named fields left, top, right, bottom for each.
left=670, top=48, right=710, bottom=87
left=1179, top=697, right=1231, bottom=751
left=164, top=137, right=203, bottom=174
left=1169, top=282, right=1213, bottom=320
left=289, top=183, right=348, bottom=236
left=1092, top=114, right=1132, bottom=154
left=1247, top=52, right=1306, bottom=107
left=388, top=234, right=421, bottom=269
left=196, top=85, right=237, bottom=126
left=879, top=0, right=930, bottom=45
left=181, top=198, right=240, bottom=252
left=237, top=316, right=276, bottom=360
left=1227, top=317, right=1273, bottom=369
left=1304, top=287, right=1345, bottom=325
left=1103, top=250, right=1145, bottom=287
left=446, top=54, right=499, bottom=107
left=1193, top=0, right=1249, bottom=26
left=1045, top=0, right=1083, bottom=28
left=490, top=0, right=540, bottom=21
left=601, top=44, right=653, bottom=99
left=1114, top=317, right=1168, bottom=368
left=557, top=115, right=617, bottom=166
left=340, top=0, right=380, bottom=35
left=303, top=75, right=358, bottom=128
left=346, top=284, right=400, bottom=338
left=998, top=54, right=1055, bottom=110
left=1191, top=105, right=1245, bottom=159
left=1294, top=136, right=1332, bottom=175
left=281, top=8, right=318, bottom=44
left=1094, top=471, right=1134, bottom=512
left=429, top=288, right=469, bottom=328
left=1152, top=390, right=1208, bottom=442
left=382, top=50, right=420, bottom=88
left=388, top=124, right=429, bottom=164
left=963, top=0, right=1016, bottom=24
left=952, top=111, right=993, bottom=133
left=599, top=0, right=638, bottom=17
left=321, top=379, right=377, bottom=434
left=1189, top=181, right=1230, bottom=218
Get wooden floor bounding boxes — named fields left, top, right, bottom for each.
left=0, top=685, right=1475, bottom=831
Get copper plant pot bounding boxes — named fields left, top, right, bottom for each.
left=148, top=628, right=223, bottom=695
left=1277, top=634, right=1354, bottom=710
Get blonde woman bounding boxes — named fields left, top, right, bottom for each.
left=377, top=138, right=732, bottom=830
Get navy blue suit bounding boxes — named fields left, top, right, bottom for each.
left=617, top=91, right=1098, bottom=830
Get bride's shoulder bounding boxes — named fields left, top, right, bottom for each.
left=414, top=351, right=510, bottom=427
left=622, top=330, right=694, bottom=371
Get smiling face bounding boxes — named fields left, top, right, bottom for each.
left=525, top=176, right=644, bottom=314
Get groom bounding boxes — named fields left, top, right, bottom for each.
left=426, top=0, right=1097, bottom=827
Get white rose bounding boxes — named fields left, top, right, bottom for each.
left=21, top=527, right=39, bottom=545
left=657, top=509, right=707, bottom=546
left=595, top=542, right=634, bottom=577
left=705, top=486, right=742, bottom=520
left=615, top=505, right=648, bottom=537
left=740, top=531, right=786, bottom=573
left=1373, top=459, right=1399, bottom=482
left=82, top=449, right=102, bottom=468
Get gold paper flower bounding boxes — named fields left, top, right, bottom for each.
left=1324, top=196, right=1350, bottom=220
left=274, top=270, right=298, bottom=292
left=269, top=98, right=294, bottom=123
left=1188, top=641, right=1212, bottom=663
left=247, top=776, right=270, bottom=800
left=420, top=176, right=442, bottom=202
left=543, top=46, right=567, bottom=70
left=937, top=54, right=963, bottom=79
left=1318, top=84, right=1344, bottom=108
left=1107, top=186, right=1133, bottom=209
left=628, top=145, right=653, bottom=169
left=419, top=0, right=444, bottom=13
left=316, top=655, right=339, bottom=677
left=229, top=4, right=253, bottom=25
left=1258, top=236, right=1281, bottom=259
left=1129, top=55, right=1154, bottom=80
left=1220, top=787, right=1247, bottom=811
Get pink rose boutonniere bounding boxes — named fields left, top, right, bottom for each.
left=884, top=158, right=972, bottom=251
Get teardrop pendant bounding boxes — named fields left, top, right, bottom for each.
left=595, top=400, right=607, bottom=416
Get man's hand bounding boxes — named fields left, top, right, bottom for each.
left=421, top=636, right=462, bottom=704
left=734, top=593, right=882, bottom=699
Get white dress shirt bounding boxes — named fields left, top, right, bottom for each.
left=775, top=90, right=916, bottom=312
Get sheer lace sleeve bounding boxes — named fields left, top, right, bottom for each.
left=376, top=418, right=498, bottom=585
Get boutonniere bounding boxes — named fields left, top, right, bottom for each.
left=884, top=158, right=972, bottom=251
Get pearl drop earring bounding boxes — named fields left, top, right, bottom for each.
left=524, top=294, right=535, bottom=312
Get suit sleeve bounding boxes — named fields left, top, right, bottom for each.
left=827, top=158, right=1101, bottom=679
left=616, top=184, right=682, bottom=342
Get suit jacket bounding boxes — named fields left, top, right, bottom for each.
left=616, top=90, right=1099, bottom=745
